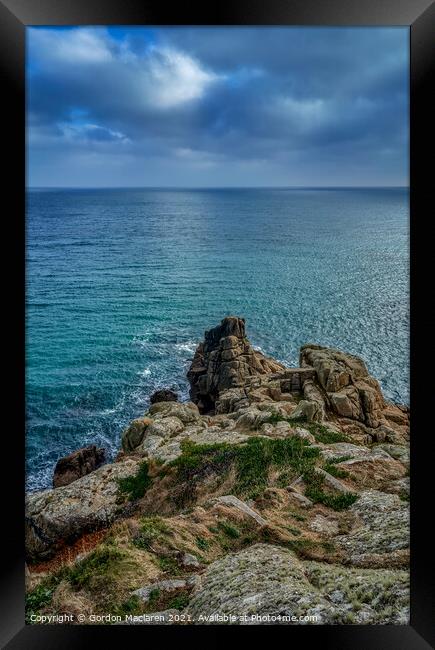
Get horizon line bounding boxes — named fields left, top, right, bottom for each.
left=27, top=185, right=410, bottom=190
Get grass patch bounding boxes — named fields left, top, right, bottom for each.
left=117, top=461, right=152, bottom=501
left=327, top=455, right=352, bottom=464
left=324, top=462, right=349, bottom=479
left=195, top=536, right=210, bottom=551
left=218, top=521, right=241, bottom=539
left=157, top=556, right=181, bottom=575
left=288, top=510, right=306, bottom=522
left=167, top=435, right=356, bottom=511
left=168, top=436, right=320, bottom=502
left=286, top=526, right=302, bottom=536
left=166, top=592, right=190, bottom=610
left=113, top=595, right=143, bottom=617
left=303, top=469, right=358, bottom=511
left=66, top=545, right=125, bottom=589
left=25, top=582, right=56, bottom=623
left=306, top=423, right=352, bottom=444
left=133, top=516, right=170, bottom=551
left=263, top=414, right=352, bottom=444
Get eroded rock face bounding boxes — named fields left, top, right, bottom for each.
left=300, top=345, right=387, bottom=428
left=150, top=389, right=178, bottom=404
left=26, top=459, right=140, bottom=561
left=186, top=544, right=409, bottom=625
left=187, top=317, right=284, bottom=413
left=186, top=544, right=339, bottom=624
left=122, top=417, right=153, bottom=452
left=53, top=445, right=106, bottom=488
left=337, top=490, right=409, bottom=568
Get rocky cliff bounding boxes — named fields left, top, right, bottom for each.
left=25, top=317, right=410, bottom=626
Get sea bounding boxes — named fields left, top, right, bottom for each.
left=26, top=187, right=409, bottom=491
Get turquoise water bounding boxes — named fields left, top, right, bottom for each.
left=26, top=188, right=409, bottom=490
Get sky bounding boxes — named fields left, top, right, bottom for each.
left=27, top=26, right=409, bottom=188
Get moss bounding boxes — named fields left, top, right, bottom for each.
left=117, top=461, right=152, bottom=501
left=133, top=516, right=170, bottom=550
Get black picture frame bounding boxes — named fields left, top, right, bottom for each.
left=1, top=0, right=434, bottom=647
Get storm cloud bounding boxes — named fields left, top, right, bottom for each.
left=27, top=26, right=409, bottom=187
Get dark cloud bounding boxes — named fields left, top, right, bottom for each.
left=27, top=27, right=408, bottom=187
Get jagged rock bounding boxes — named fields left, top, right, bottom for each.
left=179, top=552, right=201, bottom=569
left=132, top=578, right=189, bottom=603
left=309, top=514, right=340, bottom=536
left=149, top=401, right=201, bottom=424
left=315, top=467, right=353, bottom=493
left=336, top=455, right=406, bottom=490
left=214, top=495, right=267, bottom=526
left=289, top=399, right=322, bottom=423
left=26, top=459, right=141, bottom=561
left=187, top=316, right=284, bottom=413
left=337, top=490, right=409, bottom=567
left=304, top=562, right=409, bottom=624
left=186, top=544, right=342, bottom=624
left=302, top=379, right=326, bottom=421
left=300, top=345, right=386, bottom=428
left=145, top=416, right=184, bottom=440
left=150, top=389, right=178, bottom=404
left=122, top=417, right=153, bottom=452
left=53, top=445, right=105, bottom=488
left=132, top=575, right=200, bottom=603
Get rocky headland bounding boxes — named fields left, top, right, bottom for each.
left=25, top=317, right=410, bottom=625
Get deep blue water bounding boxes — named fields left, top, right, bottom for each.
left=26, top=188, right=409, bottom=490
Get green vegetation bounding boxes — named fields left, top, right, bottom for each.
left=167, top=436, right=357, bottom=510
left=286, top=526, right=302, bottom=536
left=288, top=510, right=306, bottom=522
left=327, top=455, right=352, bottom=464
left=169, top=436, right=320, bottom=501
left=303, top=468, right=358, bottom=511
left=133, top=516, right=170, bottom=550
left=25, top=583, right=56, bottom=623
left=66, top=545, right=125, bottom=589
left=157, top=556, right=181, bottom=575
left=324, top=461, right=349, bottom=479
left=263, top=413, right=352, bottom=444
left=166, top=592, right=190, bottom=610
left=218, top=521, right=241, bottom=539
left=113, top=595, right=143, bottom=617
left=195, top=536, right=210, bottom=551
left=117, top=461, right=152, bottom=501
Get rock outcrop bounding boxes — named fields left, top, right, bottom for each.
left=186, top=544, right=409, bottom=624
left=26, top=458, right=140, bottom=560
left=25, top=316, right=410, bottom=627
left=150, top=389, right=178, bottom=404
left=187, top=316, right=285, bottom=412
left=53, top=445, right=105, bottom=488
left=300, top=344, right=408, bottom=433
